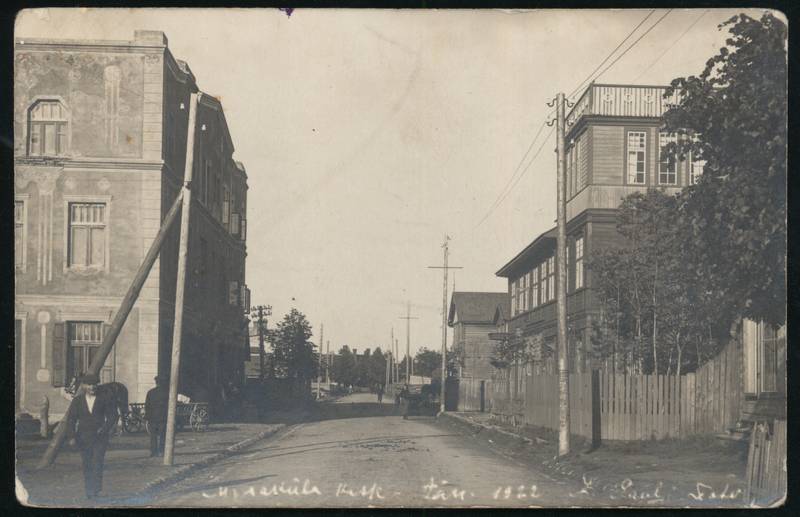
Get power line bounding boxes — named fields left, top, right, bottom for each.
left=474, top=119, right=548, bottom=229
left=474, top=9, right=673, bottom=229
left=632, top=9, right=709, bottom=83
left=567, top=9, right=657, bottom=99
left=594, top=9, right=674, bottom=82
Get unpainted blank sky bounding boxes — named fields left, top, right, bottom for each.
left=17, top=8, right=768, bottom=357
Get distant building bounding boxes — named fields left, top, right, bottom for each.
left=14, top=30, right=250, bottom=418
left=448, top=291, right=508, bottom=380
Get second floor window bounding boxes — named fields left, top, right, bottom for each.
left=543, top=256, right=555, bottom=302
left=68, top=203, right=106, bottom=268
left=15, top=201, right=25, bottom=268
left=28, top=100, right=69, bottom=157
left=659, top=132, right=677, bottom=185
left=627, top=131, right=647, bottom=185
left=574, top=236, right=584, bottom=290
left=531, top=265, right=540, bottom=309
left=689, top=154, right=705, bottom=185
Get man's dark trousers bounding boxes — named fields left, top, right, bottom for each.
left=149, top=421, right=166, bottom=456
left=79, top=440, right=108, bottom=498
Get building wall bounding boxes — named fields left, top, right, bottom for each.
left=455, top=322, right=496, bottom=380
left=14, top=31, right=248, bottom=416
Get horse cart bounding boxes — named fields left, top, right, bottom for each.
left=122, top=402, right=210, bottom=434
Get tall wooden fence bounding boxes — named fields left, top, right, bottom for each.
left=746, top=420, right=786, bottom=505
left=460, top=338, right=743, bottom=441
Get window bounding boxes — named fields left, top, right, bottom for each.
left=574, top=236, right=584, bottom=290
left=689, top=154, right=705, bottom=185
left=531, top=266, right=540, bottom=309
left=566, top=147, right=573, bottom=199
left=511, top=280, right=518, bottom=316
left=68, top=203, right=106, bottom=268
left=520, top=273, right=528, bottom=312
left=627, top=131, right=647, bottom=184
left=659, top=132, right=677, bottom=185
left=546, top=257, right=555, bottom=301
left=68, top=322, right=113, bottom=383
left=15, top=200, right=25, bottom=269
left=574, top=138, right=582, bottom=193
left=28, top=100, right=69, bottom=156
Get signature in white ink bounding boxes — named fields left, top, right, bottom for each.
left=607, top=478, right=664, bottom=504
left=493, top=484, right=541, bottom=500
left=688, top=482, right=742, bottom=501
left=422, top=478, right=470, bottom=501
left=201, top=478, right=322, bottom=498
left=335, top=482, right=385, bottom=501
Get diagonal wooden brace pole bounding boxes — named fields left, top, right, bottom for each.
left=37, top=189, right=185, bottom=469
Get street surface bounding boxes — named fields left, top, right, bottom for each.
left=154, top=393, right=580, bottom=507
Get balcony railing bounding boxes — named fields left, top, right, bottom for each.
left=565, top=84, right=682, bottom=133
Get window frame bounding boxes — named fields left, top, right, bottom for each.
left=63, top=195, right=112, bottom=273
left=15, top=195, right=29, bottom=272
left=66, top=320, right=114, bottom=383
left=574, top=235, right=584, bottom=291
left=625, top=130, right=648, bottom=185
left=27, top=97, right=70, bottom=157
left=658, top=132, right=678, bottom=185
left=531, top=265, right=540, bottom=309
left=688, top=151, right=705, bottom=185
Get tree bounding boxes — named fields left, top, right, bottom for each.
left=269, top=309, right=316, bottom=381
left=414, top=347, right=458, bottom=380
left=331, top=345, right=356, bottom=387
left=662, top=12, right=787, bottom=332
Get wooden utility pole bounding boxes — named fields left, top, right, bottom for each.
left=428, top=236, right=462, bottom=413
left=552, top=92, right=572, bottom=456
left=163, top=92, right=200, bottom=466
left=316, top=324, right=323, bottom=399
left=399, top=301, right=418, bottom=382
left=37, top=190, right=185, bottom=468
left=326, top=340, right=330, bottom=384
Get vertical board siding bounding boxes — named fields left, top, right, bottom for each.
left=472, top=338, right=743, bottom=441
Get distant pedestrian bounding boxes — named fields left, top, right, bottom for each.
left=377, top=384, right=384, bottom=403
left=401, top=384, right=410, bottom=420
left=65, top=373, right=117, bottom=500
left=145, top=375, right=169, bottom=457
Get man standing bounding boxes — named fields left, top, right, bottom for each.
left=376, top=384, right=384, bottom=404
left=65, top=373, right=117, bottom=500
left=145, top=375, right=169, bottom=457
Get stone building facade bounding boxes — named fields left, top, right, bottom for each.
left=14, top=30, right=250, bottom=419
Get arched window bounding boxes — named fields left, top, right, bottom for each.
left=28, top=99, right=69, bottom=157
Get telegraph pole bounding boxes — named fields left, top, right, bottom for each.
left=548, top=92, right=572, bottom=456
left=326, top=340, right=330, bottom=384
left=428, top=236, right=462, bottom=414
left=164, top=92, right=199, bottom=466
left=398, top=301, right=418, bottom=382
left=317, top=324, right=323, bottom=399
left=251, top=305, right=272, bottom=382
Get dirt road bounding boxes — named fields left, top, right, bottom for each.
left=153, top=393, right=581, bottom=508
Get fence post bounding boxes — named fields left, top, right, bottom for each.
left=590, top=369, right=601, bottom=449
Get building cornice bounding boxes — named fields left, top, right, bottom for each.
left=15, top=39, right=165, bottom=54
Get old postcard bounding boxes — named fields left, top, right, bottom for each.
left=13, top=7, right=786, bottom=509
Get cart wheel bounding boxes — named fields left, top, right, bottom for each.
left=123, top=413, right=143, bottom=434
left=190, top=407, right=209, bottom=432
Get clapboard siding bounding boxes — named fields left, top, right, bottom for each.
left=591, top=125, right=624, bottom=184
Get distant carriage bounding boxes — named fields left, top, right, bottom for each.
left=123, top=401, right=210, bottom=434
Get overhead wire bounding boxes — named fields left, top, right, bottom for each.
left=475, top=9, right=676, bottom=229
left=632, top=9, right=709, bottom=83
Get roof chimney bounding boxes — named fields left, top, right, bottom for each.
left=134, top=30, right=168, bottom=47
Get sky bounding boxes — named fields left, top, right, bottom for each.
left=17, top=7, right=769, bottom=358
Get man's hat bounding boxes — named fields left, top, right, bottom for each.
left=79, top=373, right=100, bottom=385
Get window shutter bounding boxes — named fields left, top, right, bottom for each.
left=240, top=218, right=247, bottom=241
left=229, top=281, right=239, bottom=305
left=230, top=213, right=240, bottom=236
left=52, top=322, right=67, bottom=387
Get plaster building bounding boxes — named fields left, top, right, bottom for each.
left=14, top=30, right=250, bottom=419
left=448, top=291, right=508, bottom=381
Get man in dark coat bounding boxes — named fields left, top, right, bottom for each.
left=65, top=373, right=118, bottom=499
left=144, top=374, right=169, bottom=457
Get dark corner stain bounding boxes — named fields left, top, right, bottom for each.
left=279, top=8, right=294, bottom=18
